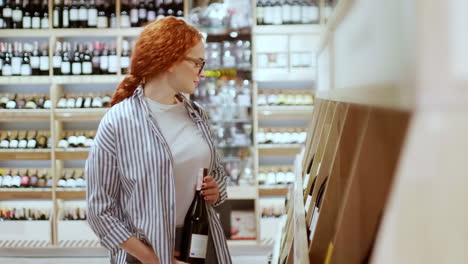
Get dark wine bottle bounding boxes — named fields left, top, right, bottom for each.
left=180, top=168, right=209, bottom=264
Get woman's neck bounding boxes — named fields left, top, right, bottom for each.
left=143, top=76, right=180, bottom=105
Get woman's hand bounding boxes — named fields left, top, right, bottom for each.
left=201, top=175, right=220, bottom=205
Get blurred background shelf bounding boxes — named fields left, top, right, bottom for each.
left=54, top=109, right=108, bottom=121
left=0, top=149, right=52, bottom=160
left=258, top=144, right=303, bottom=156
left=0, top=110, right=51, bottom=121
left=254, top=25, right=323, bottom=35
left=55, top=149, right=90, bottom=160
left=0, top=189, right=53, bottom=200
left=258, top=186, right=290, bottom=197
left=257, top=106, right=314, bottom=119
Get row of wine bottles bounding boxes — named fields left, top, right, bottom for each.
left=62, top=206, right=86, bottom=220
left=0, top=0, right=183, bottom=29
left=0, top=130, right=50, bottom=149
left=57, top=93, right=111, bottom=108
left=0, top=168, right=51, bottom=188
left=57, top=168, right=86, bottom=188
left=0, top=207, right=50, bottom=220
left=258, top=166, right=295, bottom=185
left=258, top=89, right=314, bottom=106
left=256, top=0, right=320, bottom=25
left=0, top=41, right=49, bottom=76
left=0, top=93, right=51, bottom=109
left=57, top=130, right=95, bottom=149
left=257, top=127, right=307, bottom=145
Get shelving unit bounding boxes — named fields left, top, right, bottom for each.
left=257, top=105, right=314, bottom=119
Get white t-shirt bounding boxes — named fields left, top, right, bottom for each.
left=144, top=96, right=211, bottom=226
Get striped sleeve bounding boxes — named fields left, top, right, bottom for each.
left=85, top=120, right=133, bottom=255
left=198, top=107, right=228, bottom=207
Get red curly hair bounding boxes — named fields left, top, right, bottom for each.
left=111, top=17, right=203, bottom=106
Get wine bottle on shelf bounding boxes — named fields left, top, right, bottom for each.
left=5, top=94, right=15, bottom=108
left=2, top=170, right=13, bottom=187
left=36, top=169, right=47, bottom=187
left=66, top=94, right=75, bottom=108
left=174, top=0, right=183, bottom=17
left=29, top=41, right=40, bottom=75
left=41, top=0, right=49, bottom=28
left=107, top=43, right=118, bottom=74
left=65, top=169, right=76, bottom=188
left=77, top=0, right=87, bottom=28
left=20, top=43, right=32, bottom=76
left=83, top=94, right=92, bottom=108
left=130, top=0, right=138, bottom=27
left=256, top=0, right=264, bottom=25
left=24, top=94, right=36, bottom=108
left=291, top=0, right=301, bottom=24
left=17, top=130, right=27, bottom=148
left=282, top=0, right=291, bottom=25
left=121, top=39, right=130, bottom=74
left=272, top=0, right=282, bottom=25
left=46, top=173, right=53, bottom=188
left=30, top=0, right=40, bottom=29
left=120, top=0, right=130, bottom=27
left=8, top=130, right=19, bottom=148
left=82, top=43, right=92, bottom=75
left=36, top=130, right=47, bottom=148
left=76, top=130, right=86, bottom=147
left=2, top=0, right=13, bottom=28
left=2, top=44, right=13, bottom=76
left=60, top=42, right=71, bottom=75
left=165, top=0, right=174, bottom=17
left=12, top=0, right=23, bottom=29
left=179, top=168, right=210, bottom=263
left=71, top=43, right=82, bottom=75
left=75, top=93, right=84, bottom=108
left=27, top=130, right=37, bottom=148
left=146, top=0, right=156, bottom=22
left=84, top=130, right=94, bottom=147
left=16, top=94, right=26, bottom=109
left=53, top=0, right=61, bottom=28
left=75, top=169, right=86, bottom=187
left=137, top=0, right=147, bottom=26
left=96, top=1, right=108, bottom=28
left=91, top=41, right=101, bottom=74
left=108, top=1, right=116, bottom=28
left=91, top=94, right=102, bottom=107
left=0, top=43, right=4, bottom=76
left=99, top=42, right=109, bottom=74
left=67, top=131, right=78, bottom=148
left=156, top=1, right=165, bottom=20
left=102, top=94, right=111, bottom=107
left=20, top=169, right=31, bottom=187
left=39, top=42, right=49, bottom=75
left=0, top=93, right=8, bottom=108
left=11, top=42, right=22, bottom=76
left=69, top=0, right=79, bottom=27
left=62, top=0, right=70, bottom=28
left=11, top=169, right=22, bottom=188
left=22, top=0, right=32, bottom=28
left=52, top=41, right=62, bottom=75
left=0, top=131, right=9, bottom=148
left=87, top=0, right=97, bottom=27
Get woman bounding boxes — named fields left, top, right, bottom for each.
left=86, top=17, right=232, bottom=264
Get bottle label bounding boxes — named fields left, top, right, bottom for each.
left=31, top=56, right=40, bottom=68
left=32, top=17, right=41, bottom=28
left=12, top=57, right=22, bottom=75
left=88, top=9, right=98, bottom=26
left=2, top=65, right=12, bottom=76
left=139, top=8, right=147, bottom=20
left=40, top=56, right=49, bottom=71
left=147, top=11, right=156, bottom=22
left=72, top=62, right=82, bottom=75
left=9, top=139, right=19, bottom=148
left=0, top=140, right=10, bottom=148
left=54, top=10, right=60, bottom=27
left=120, top=15, right=130, bottom=27
left=120, top=56, right=130, bottom=68
left=12, top=10, right=23, bottom=22
left=63, top=10, right=70, bottom=27
left=61, top=62, right=71, bottom=74
left=20, top=64, right=32, bottom=76
left=53, top=56, right=62, bottom=68
left=82, top=62, right=92, bottom=74
left=79, top=8, right=88, bottom=21
left=18, top=140, right=28, bottom=148
left=58, top=139, right=69, bottom=148
left=3, top=8, right=12, bottom=18
left=27, top=139, right=37, bottom=148
left=130, top=9, right=138, bottom=23
left=189, top=234, right=208, bottom=259
left=41, top=17, right=49, bottom=28
left=70, top=9, right=79, bottom=21
left=108, top=55, right=118, bottom=73
left=97, top=16, right=108, bottom=28
left=23, top=16, right=32, bottom=28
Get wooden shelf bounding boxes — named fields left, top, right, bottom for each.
left=0, top=189, right=53, bottom=200
left=227, top=186, right=257, bottom=200
left=257, top=106, right=314, bottom=119
left=54, top=108, right=108, bottom=121
left=0, top=149, right=51, bottom=160
left=254, top=68, right=317, bottom=82
left=258, top=144, right=303, bottom=156
left=0, top=76, right=50, bottom=84
left=0, top=28, right=144, bottom=37
left=0, top=109, right=51, bottom=121
left=56, top=189, right=86, bottom=200
left=51, top=75, right=124, bottom=84
left=259, top=186, right=290, bottom=197
left=254, top=24, right=322, bottom=35
left=55, top=149, right=90, bottom=160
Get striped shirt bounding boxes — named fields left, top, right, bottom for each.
left=86, top=85, right=232, bottom=264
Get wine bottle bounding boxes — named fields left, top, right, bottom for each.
left=53, top=41, right=62, bottom=75
left=17, top=130, right=27, bottom=148
left=53, top=0, right=61, bottom=28
left=39, top=42, right=49, bottom=75
left=31, top=0, right=40, bottom=29
left=120, top=39, right=130, bottom=74
left=62, top=0, right=70, bottom=28
left=31, top=41, right=41, bottom=75
left=130, top=0, right=138, bottom=27
left=75, top=169, right=86, bottom=187
left=99, top=42, right=109, bottom=74
left=36, top=130, right=47, bottom=148
left=12, top=42, right=22, bottom=76
left=40, top=0, right=49, bottom=28
left=82, top=43, right=92, bottom=75
left=87, top=0, right=97, bottom=27
left=120, top=1, right=130, bottom=27
left=107, top=43, right=118, bottom=74
left=174, top=0, right=183, bottom=17
left=146, top=0, right=156, bottom=22
left=71, top=43, right=81, bottom=75
left=2, top=44, right=13, bottom=76
left=8, top=130, right=19, bottom=148
left=256, top=0, right=264, bottom=25
left=69, top=0, right=79, bottom=27
left=22, top=0, right=32, bottom=28
left=61, top=42, right=71, bottom=75
left=2, top=170, right=13, bottom=187
left=282, top=0, right=291, bottom=25
left=12, top=0, right=23, bottom=29
left=11, top=169, right=22, bottom=188
left=137, top=0, right=147, bottom=26
left=96, top=1, right=107, bottom=28
left=180, top=168, right=210, bottom=263
left=92, top=41, right=101, bottom=74
left=26, top=130, right=37, bottom=148
left=20, top=43, right=32, bottom=76
left=36, top=169, right=47, bottom=187
left=3, top=0, right=13, bottom=28
left=0, top=131, right=9, bottom=148
left=108, top=2, right=116, bottom=28
left=78, top=0, right=87, bottom=28
left=20, top=169, right=31, bottom=187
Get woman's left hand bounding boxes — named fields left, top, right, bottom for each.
left=201, top=176, right=220, bottom=205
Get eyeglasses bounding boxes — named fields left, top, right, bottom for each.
left=184, top=56, right=205, bottom=75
